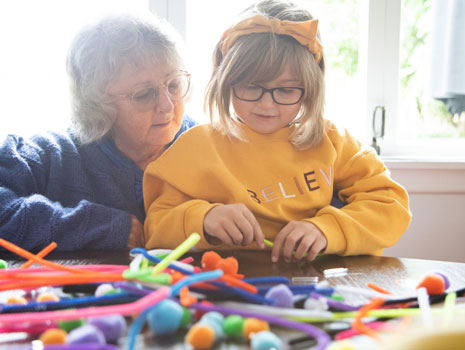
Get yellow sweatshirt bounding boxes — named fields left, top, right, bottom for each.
left=143, top=122, right=411, bottom=255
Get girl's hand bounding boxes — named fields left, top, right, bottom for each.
left=271, top=221, right=327, bottom=263
left=203, top=204, right=265, bottom=249
left=127, top=215, right=145, bottom=249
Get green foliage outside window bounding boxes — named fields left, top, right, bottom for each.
left=400, top=0, right=464, bottom=138
left=320, top=0, right=359, bottom=77
left=315, top=0, right=464, bottom=138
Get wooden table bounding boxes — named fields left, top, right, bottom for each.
left=2, top=250, right=465, bottom=349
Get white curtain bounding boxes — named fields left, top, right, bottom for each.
left=430, top=0, right=465, bottom=114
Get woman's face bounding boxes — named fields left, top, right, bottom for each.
left=107, top=60, right=185, bottom=162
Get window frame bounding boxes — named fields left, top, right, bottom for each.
left=362, top=0, right=465, bottom=160
left=360, top=0, right=401, bottom=156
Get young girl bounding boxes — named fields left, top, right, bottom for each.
left=143, top=0, right=411, bottom=263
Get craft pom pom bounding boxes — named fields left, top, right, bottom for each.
left=201, top=251, right=239, bottom=275
left=201, top=251, right=222, bottom=271
left=147, top=299, right=183, bottom=336
left=223, top=315, right=244, bottom=338
left=88, top=314, right=127, bottom=343
left=250, top=330, right=283, bottom=350
left=265, top=284, right=294, bottom=308
left=433, top=271, right=450, bottom=289
left=39, top=328, right=67, bottom=345
left=185, top=323, right=216, bottom=349
left=243, top=318, right=270, bottom=340
left=416, top=272, right=448, bottom=295
left=67, top=324, right=106, bottom=345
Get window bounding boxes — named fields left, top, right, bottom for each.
left=184, top=0, right=255, bottom=125
left=363, top=0, right=465, bottom=159
left=395, top=0, right=465, bottom=158
left=0, top=0, right=148, bottom=139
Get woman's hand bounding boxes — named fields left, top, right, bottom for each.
left=203, top=204, right=265, bottom=249
left=127, top=215, right=145, bottom=249
left=271, top=221, right=327, bottom=263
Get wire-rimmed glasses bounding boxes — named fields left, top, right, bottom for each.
left=112, top=71, right=191, bottom=112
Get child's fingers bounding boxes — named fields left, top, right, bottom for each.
left=204, top=204, right=246, bottom=245
left=306, top=239, right=326, bottom=261
left=294, top=235, right=314, bottom=261
left=224, top=221, right=247, bottom=246
left=233, top=215, right=255, bottom=246
left=271, top=226, right=291, bottom=262
left=242, top=210, right=264, bottom=249
left=211, top=227, right=235, bottom=246
left=282, top=230, right=303, bottom=262
left=271, top=239, right=282, bottom=263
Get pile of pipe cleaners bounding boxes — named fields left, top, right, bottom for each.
left=0, top=233, right=464, bottom=350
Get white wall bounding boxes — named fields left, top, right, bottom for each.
left=383, top=161, right=465, bottom=263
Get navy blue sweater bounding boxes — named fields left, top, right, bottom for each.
left=0, top=116, right=196, bottom=252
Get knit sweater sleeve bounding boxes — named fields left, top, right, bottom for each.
left=306, top=125, right=411, bottom=256
left=0, top=134, right=131, bottom=252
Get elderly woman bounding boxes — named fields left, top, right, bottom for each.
left=0, top=14, right=195, bottom=251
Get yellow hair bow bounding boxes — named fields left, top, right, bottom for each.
left=219, top=14, right=323, bottom=63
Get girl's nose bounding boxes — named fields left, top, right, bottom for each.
left=258, top=90, right=275, bottom=107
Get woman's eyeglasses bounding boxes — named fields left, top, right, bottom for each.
left=112, top=71, right=191, bottom=112
left=233, top=84, right=304, bottom=105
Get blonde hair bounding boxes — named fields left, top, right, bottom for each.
left=205, top=0, right=326, bottom=149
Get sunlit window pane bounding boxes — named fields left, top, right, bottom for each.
left=398, top=0, right=465, bottom=140
left=184, top=0, right=253, bottom=123
left=300, top=0, right=361, bottom=137
left=0, top=0, right=148, bottom=138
